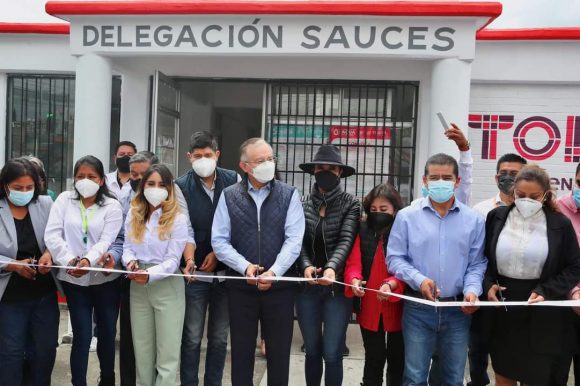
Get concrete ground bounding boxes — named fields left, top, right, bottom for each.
left=52, top=307, right=575, bottom=385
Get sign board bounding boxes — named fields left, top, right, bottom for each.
left=69, top=15, right=476, bottom=58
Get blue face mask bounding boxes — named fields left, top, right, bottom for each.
left=8, top=189, right=34, bottom=207
left=421, top=185, right=429, bottom=198
left=573, top=188, right=580, bottom=208
left=427, top=180, right=455, bottom=203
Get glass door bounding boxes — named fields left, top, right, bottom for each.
left=151, top=70, right=180, bottom=175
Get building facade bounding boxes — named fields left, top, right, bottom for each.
left=1, top=1, right=579, bottom=204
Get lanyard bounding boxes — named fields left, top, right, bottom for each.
left=80, top=201, right=96, bottom=246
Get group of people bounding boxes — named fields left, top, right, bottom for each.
left=0, top=126, right=579, bottom=386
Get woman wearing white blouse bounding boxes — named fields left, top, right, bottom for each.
left=44, top=155, right=123, bottom=386
left=484, top=165, right=580, bottom=386
left=122, top=164, right=188, bottom=386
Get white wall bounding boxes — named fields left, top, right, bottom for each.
left=468, top=40, right=580, bottom=204
left=0, top=73, right=6, bottom=165
left=111, top=61, right=151, bottom=151
left=472, top=41, right=580, bottom=84
left=468, top=82, right=580, bottom=204
left=0, top=34, right=75, bottom=72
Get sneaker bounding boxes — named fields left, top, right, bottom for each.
left=89, top=337, right=98, bottom=352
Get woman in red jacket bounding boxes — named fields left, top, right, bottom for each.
left=344, top=183, right=405, bottom=386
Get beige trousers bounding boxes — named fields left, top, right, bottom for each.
left=130, top=275, right=185, bottom=386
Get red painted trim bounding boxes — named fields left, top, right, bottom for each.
left=45, top=1, right=502, bottom=19
left=0, top=22, right=70, bottom=35
left=477, top=28, right=580, bottom=40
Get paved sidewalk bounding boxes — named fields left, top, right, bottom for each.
left=52, top=308, right=575, bottom=385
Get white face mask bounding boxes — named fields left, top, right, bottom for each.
left=144, top=187, right=168, bottom=207
left=75, top=178, right=100, bottom=198
left=191, top=157, right=217, bottom=178
left=514, top=197, right=543, bottom=218
left=251, top=161, right=276, bottom=183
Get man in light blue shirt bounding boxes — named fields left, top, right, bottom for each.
left=387, top=153, right=486, bottom=386
left=212, top=138, right=304, bottom=386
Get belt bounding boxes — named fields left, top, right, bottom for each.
left=405, top=289, right=464, bottom=302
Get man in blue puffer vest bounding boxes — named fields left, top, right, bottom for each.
left=212, top=137, right=305, bottom=386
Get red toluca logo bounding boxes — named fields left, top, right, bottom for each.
left=469, top=114, right=580, bottom=162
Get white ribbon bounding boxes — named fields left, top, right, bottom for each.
left=7, top=261, right=580, bottom=308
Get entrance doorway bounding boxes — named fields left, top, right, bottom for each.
left=150, top=76, right=418, bottom=203
left=175, top=79, right=264, bottom=176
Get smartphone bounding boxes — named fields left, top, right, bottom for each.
left=437, top=112, right=449, bottom=131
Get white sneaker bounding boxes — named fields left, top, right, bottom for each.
left=89, top=337, right=98, bottom=352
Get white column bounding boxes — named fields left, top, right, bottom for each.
left=73, top=53, right=112, bottom=171
left=429, top=58, right=473, bottom=158
left=0, top=73, right=7, bottom=167
left=119, top=69, right=149, bottom=150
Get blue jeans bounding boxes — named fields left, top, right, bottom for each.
left=402, top=300, right=471, bottom=386
left=63, top=279, right=121, bottom=386
left=0, top=292, right=60, bottom=386
left=296, top=285, right=353, bottom=386
left=181, top=280, right=229, bottom=386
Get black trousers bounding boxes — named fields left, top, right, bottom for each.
left=575, top=352, right=580, bottom=386
left=360, top=320, right=404, bottom=386
left=119, top=278, right=136, bottom=386
left=227, top=283, right=296, bottom=386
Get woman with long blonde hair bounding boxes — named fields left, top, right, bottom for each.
left=122, top=164, right=189, bottom=386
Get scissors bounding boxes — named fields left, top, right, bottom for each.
left=125, top=260, right=140, bottom=278
left=496, top=280, right=507, bottom=312
left=66, top=257, right=81, bottom=275
left=94, top=254, right=111, bottom=277
left=312, top=267, right=319, bottom=281
left=432, top=281, right=439, bottom=311
left=29, top=256, right=37, bottom=280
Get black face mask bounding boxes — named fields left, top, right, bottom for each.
left=497, top=174, right=516, bottom=195
left=368, top=212, right=395, bottom=231
left=315, top=171, right=340, bottom=192
left=116, top=156, right=131, bottom=173
left=130, top=178, right=141, bottom=192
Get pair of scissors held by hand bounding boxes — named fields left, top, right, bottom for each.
left=496, top=280, right=507, bottom=312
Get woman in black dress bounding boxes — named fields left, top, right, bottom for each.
left=484, top=165, right=580, bottom=385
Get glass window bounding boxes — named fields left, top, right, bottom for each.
left=267, top=81, right=418, bottom=204
left=6, top=74, right=121, bottom=195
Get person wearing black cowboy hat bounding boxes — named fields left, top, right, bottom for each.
left=295, top=144, right=361, bottom=386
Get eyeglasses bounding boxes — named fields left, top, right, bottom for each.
left=245, top=157, right=276, bottom=165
